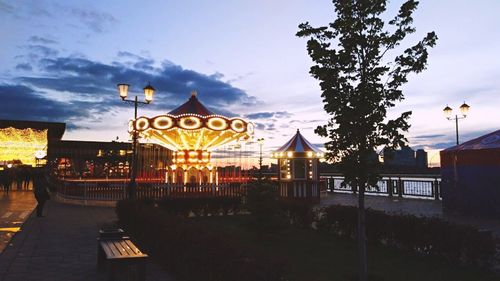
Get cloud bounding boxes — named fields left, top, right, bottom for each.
left=6, top=51, right=258, bottom=129
left=245, top=111, right=292, bottom=120
left=70, top=7, right=117, bottom=33
left=255, top=123, right=266, bottom=130
left=0, top=1, right=13, bottom=14
left=15, top=63, right=33, bottom=71
left=29, top=36, right=57, bottom=45
left=25, top=44, right=59, bottom=57
left=412, top=134, right=446, bottom=139
left=0, top=84, right=91, bottom=128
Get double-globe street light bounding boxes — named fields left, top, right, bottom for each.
left=117, top=83, right=155, bottom=199
left=443, top=102, right=470, bottom=145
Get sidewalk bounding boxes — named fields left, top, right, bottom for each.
left=321, top=193, right=500, bottom=237
left=0, top=200, right=173, bottom=281
left=0, top=191, right=37, bottom=253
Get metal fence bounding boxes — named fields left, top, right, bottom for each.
left=58, top=181, right=247, bottom=201
left=320, top=173, right=441, bottom=200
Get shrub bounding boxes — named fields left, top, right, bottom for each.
left=116, top=200, right=287, bottom=281
left=279, top=200, right=316, bottom=228
left=156, top=197, right=242, bottom=217
left=245, top=183, right=289, bottom=231
left=317, top=205, right=496, bottom=268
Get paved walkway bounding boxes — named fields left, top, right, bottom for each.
left=322, top=193, right=500, bottom=237
left=0, top=200, right=173, bottom=281
left=0, top=191, right=37, bottom=253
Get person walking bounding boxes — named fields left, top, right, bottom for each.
left=24, top=168, right=32, bottom=190
left=33, top=168, right=50, bottom=217
left=2, top=169, right=12, bottom=194
left=0, top=170, right=4, bottom=192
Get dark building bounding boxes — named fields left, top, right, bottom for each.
left=383, top=146, right=416, bottom=167
left=50, top=140, right=171, bottom=179
left=0, top=120, right=172, bottom=179
left=415, top=149, right=428, bottom=169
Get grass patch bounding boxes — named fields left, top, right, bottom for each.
left=193, top=215, right=499, bottom=281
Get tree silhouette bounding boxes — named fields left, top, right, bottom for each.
left=297, top=1, right=437, bottom=280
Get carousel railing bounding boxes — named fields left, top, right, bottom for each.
left=57, top=180, right=247, bottom=201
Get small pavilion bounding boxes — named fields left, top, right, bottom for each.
left=271, top=129, right=324, bottom=201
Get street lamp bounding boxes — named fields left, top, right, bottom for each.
left=257, top=138, right=264, bottom=181
left=117, top=83, right=155, bottom=199
left=443, top=102, right=470, bottom=145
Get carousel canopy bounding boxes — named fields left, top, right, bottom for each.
left=130, top=92, right=254, bottom=155
left=272, top=129, right=323, bottom=158
left=169, top=91, right=214, bottom=116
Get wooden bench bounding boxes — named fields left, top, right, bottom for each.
left=97, top=233, right=148, bottom=281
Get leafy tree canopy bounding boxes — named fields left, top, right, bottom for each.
left=297, top=0, right=437, bottom=187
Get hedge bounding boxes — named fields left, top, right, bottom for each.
left=116, top=199, right=287, bottom=281
left=156, top=197, right=242, bottom=217
left=318, top=205, right=496, bottom=268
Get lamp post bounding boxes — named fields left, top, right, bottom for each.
left=443, top=102, right=470, bottom=145
left=257, top=138, right=264, bottom=181
left=117, top=83, right=155, bottom=199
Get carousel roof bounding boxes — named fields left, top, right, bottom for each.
left=169, top=91, right=214, bottom=116
left=131, top=91, right=254, bottom=152
left=275, top=129, right=322, bottom=153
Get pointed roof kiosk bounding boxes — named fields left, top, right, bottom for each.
left=271, top=129, right=325, bottom=202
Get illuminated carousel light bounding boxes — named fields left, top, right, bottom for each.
left=132, top=93, right=254, bottom=185
left=153, top=116, right=173, bottom=130
left=135, top=117, right=150, bottom=131
left=287, top=151, right=293, bottom=158
left=230, top=119, right=246, bottom=133
left=179, top=116, right=202, bottom=130
left=128, top=120, right=134, bottom=132
left=307, top=151, right=313, bottom=157
left=206, top=117, right=228, bottom=131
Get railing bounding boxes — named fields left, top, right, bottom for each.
left=58, top=180, right=247, bottom=201
left=320, top=173, right=441, bottom=200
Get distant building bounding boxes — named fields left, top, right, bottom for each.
left=415, top=149, right=428, bottom=169
left=383, top=146, right=415, bottom=167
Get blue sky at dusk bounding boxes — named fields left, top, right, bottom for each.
left=1, top=0, right=499, bottom=166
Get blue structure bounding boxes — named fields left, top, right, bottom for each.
left=440, top=130, right=500, bottom=217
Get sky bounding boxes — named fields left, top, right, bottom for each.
left=1, top=0, right=499, bottom=167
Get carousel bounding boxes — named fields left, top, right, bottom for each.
left=130, top=91, right=254, bottom=185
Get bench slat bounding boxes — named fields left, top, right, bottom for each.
left=100, top=239, right=148, bottom=260
left=115, top=240, right=135, bottom=256
left=110, top=241, right=125, bottom=257
left=124, top=239, right=143, bottom=255
left=101, top=242, right=119, bottom=258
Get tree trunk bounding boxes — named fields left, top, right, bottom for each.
left=358, top=181, right=367, bottom=281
